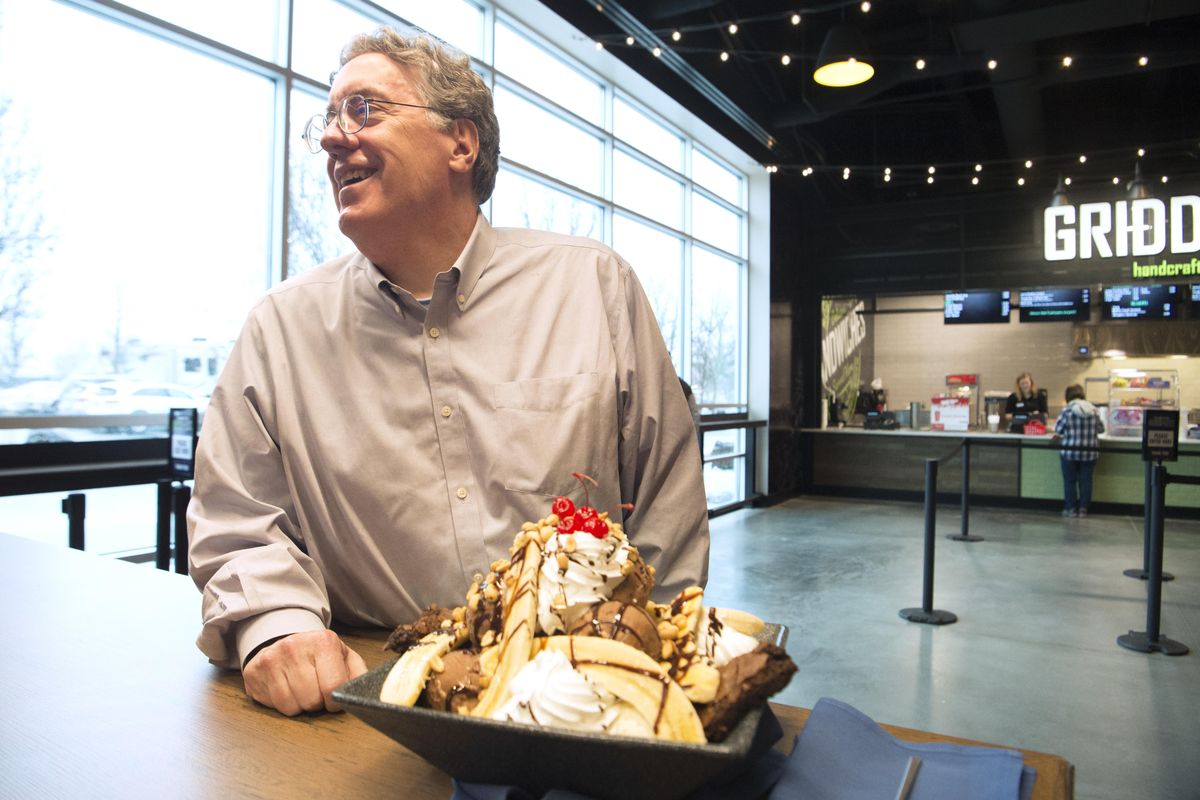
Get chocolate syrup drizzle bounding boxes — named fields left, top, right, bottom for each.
left=568, top=602, right=650, bottom=654
left=566, top=637, right=672, bottom=732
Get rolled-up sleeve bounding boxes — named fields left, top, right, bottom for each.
left=188, top=314, right=330, bottom=669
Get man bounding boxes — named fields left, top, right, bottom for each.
left=187, top=29, right=710, bottom=717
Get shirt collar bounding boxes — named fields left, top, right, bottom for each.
left=448, top=212, right=495, bottom=311
left=365, top=212, right=495, bottom=313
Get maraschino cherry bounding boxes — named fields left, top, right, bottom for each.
left=551, top=472, right=609, bottom=538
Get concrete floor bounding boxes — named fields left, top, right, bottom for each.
left=703, top=496, right=1200, bottom=800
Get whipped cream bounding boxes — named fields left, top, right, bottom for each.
left=492, top=649, right=652, bottom=737
left=695, top=607, right=760, bottom=667
left=537, top=530, right=635, bottom=634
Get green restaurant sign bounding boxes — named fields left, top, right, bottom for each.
left=1044, top=195, right=1200, bottom=279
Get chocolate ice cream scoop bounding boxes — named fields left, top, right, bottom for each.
left=425, top=649, right=484, bottom=714
left=567, top=600, right=662, bottom=661
left=609, top=549, right=654, bottom=608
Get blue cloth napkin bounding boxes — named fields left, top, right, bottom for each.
left=767, top=697, right=1035, bottom=800
left=451, top=707, right=788, bottom=800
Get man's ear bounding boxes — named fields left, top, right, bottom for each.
left=448, top=118, right=479, bottom=175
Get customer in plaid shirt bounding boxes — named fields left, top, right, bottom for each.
left=1053, top=384, right=1105, bottom=517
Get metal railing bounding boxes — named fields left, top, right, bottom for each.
left=699, top=418, right=766, bottom=516
left=0, top=435, right=190, bottom=572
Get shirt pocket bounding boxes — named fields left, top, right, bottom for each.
left=491, top=372, right=601, bottom=496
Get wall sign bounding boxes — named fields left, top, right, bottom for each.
left=1043, top=195, right=1200, bottom=281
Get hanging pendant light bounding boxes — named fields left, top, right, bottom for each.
left=813, top=24, right=874, bottom=87
left=1126, top=161, right=1150, bottom=199
left=1051, top=174, right=1070, bottom=206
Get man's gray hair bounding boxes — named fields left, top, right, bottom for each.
left=339, top=28, right=500, bottom=205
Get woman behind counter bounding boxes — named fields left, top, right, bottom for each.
left=1006, top=372, right=1048, bottom=419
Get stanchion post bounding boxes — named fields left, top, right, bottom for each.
left=900, top=459, right=957, bottom=625
left=1124, top=458, right=1173, bottom=582
left=156, top=481, right=172, bottom=571
left=61, top=493, right=86, bottom=551
left=172, top=484, right=191, bottom=575
left=1118, top=462, right=1188, bottom=656
left=949, top=440, right=983, bottom=542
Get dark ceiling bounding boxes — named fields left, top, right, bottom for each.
left=538, top=0, right=1200, bottom=206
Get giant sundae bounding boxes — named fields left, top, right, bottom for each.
left=379, top=474, right=796, bottom=744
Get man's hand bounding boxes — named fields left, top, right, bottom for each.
left=242, top=629, right=368, bottom=716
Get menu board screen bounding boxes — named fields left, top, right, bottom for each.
left=944, top=291, right=1011, bottom=324
left=1100, top=284, right=1180, bottom=321
left=1191, top=284, right=1200, bottom=317
left=1018, top=287, right=1091, bottom=322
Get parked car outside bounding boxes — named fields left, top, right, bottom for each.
left=0, top=380, right=68, bottom=415
left=53, top=379, right=208, bottom=432
left=56, top=379, right=208, bottom=415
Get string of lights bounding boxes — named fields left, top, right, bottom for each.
left=588, top=3, right=1196, bottom=187
left=763, top=140, right=1199, bottom=189
left=594, top=35, right=1166, bottom=74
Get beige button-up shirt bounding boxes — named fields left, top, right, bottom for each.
left=188, top=215, right=710, bottom=668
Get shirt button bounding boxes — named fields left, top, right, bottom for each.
left=428, top=327, right=441, bottom=339
left=456, top=487, right=468, bottom=500
left=456, top=294, right=466, bottom=305
left=441, top=405, right=452, bottom=418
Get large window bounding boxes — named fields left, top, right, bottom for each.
left=490, top=170, right=602, bottom=238
left=0, top=0, right=274, bottom=411
left=612, top=215, right=683, bottom=365
left=0, top=0, right=759, bottom=542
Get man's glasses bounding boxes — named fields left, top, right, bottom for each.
left=302, top=94, right=435, bottom=154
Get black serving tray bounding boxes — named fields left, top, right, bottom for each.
left=334, top=623, right=787, bottom=800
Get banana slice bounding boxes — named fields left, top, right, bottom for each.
left=542, top=635, right=706, bottom=743
left=675, top=661, right=720, bottom=705
left=672, top=586, right=705, bottom=637
left=379, top=631, right=455, bottom=706
left=712, top=607, right=765, bottom=637
left=471, top=534, right=542, bottom=719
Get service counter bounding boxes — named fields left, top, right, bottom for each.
left=802, top=427, right=1200, bottom=514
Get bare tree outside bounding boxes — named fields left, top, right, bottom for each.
left=690, top=299, right=735, bottom=404
left=287, top=143, right=340, bottom=278
left=100, top=293, right=127, bottom=375
left=0, top=95, right=51, bottom=384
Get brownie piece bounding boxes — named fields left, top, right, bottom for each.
left=698, top=643, right=798, bottom=742
left=384, top=604, right=455, bottom=653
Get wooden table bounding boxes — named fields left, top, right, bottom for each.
left=0, top=533, right=1073, bottom=798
